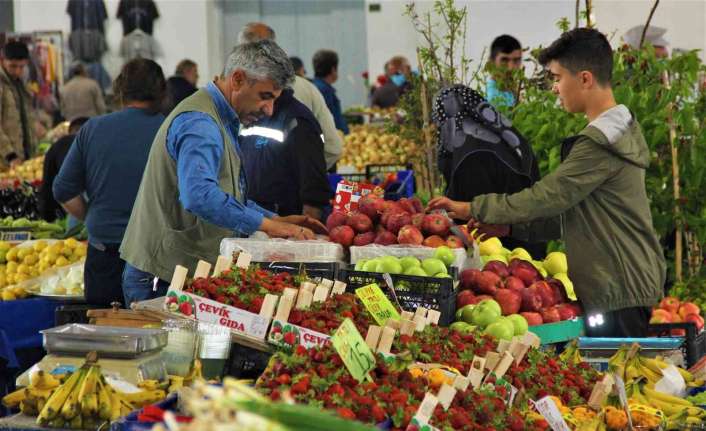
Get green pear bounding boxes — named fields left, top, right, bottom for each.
left=543, top=252, right=568, bottom=276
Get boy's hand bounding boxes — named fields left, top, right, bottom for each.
left=426, top=197, right=472, bottom=221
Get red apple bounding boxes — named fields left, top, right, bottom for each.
left=509, top=259, right=541, bottom=286
left=386, top=212, right=412, bottom=235
left=475, top=271, right=503, bottom=296
left=353, top=232, right=376, bottom=246
left=398, top=225, right=424, bottom=245
left=679, top=302, right=701, bottom=320
left=546, top=278, right=569, bottom=305
left=326, top=211, right=348, bottom=231
left=330, top=225, right=355, bottom=247
left=346, top=211, right=373, bottom=233
left=531, top=281, right=556, bottom=308
left=505, top=276, right=525, bottom=293
left=494, top=289, right=522, bottom=316
left=460, top=269, right=481, bottom=291
left=446, top=236, right=464, bottom=249
left=358, top=195, right=382, bottom=221
left=374, top=230, right=398, bottom=245
left=421, top=214, right=451, bottom=237
left=567, top=302, right=583, bottom=316
left=659, top=297, right=680, bottom=314
left=520, top=287, right=543, bottom=312
left=409, top=197, right=424, bottom=213
left=685, top=313, right=705, bottom=331
left=483, top=260, right=509, bottom=279
left=671, top=312, right=683, bottom=323
left=541, top=307, right=561, bottom=323
left=398, top=198, right=418, bottom=215
left=556, top=303, right=577, bottom=321
left=411, top=213, right=425, bottom=229
left=520, top=312, right=543, bottom=326
left=650, top=308, right=672, bottom=324
left=423, top=235, right=447, bottom=248
left=456, top=290, right=477, bottom=309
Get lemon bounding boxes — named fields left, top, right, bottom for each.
left=0, top=241, right=10, bottom=251
left=1, top=290, right=16, bottom=301
left=61, top=247, right=73, bottom=258
left=46, top=251, right=59, bottom=264
left=49, top=244, right=63, bottom=255
left=74, top=247, right=87, bottom=258
left=64, top=238, right=79, bottom=249
left=17, top=264, right=29, bottom=275
left=11, top=287, right=26, bottom=298
left=6, top=248, right=18, bottom=262
left=29, top=269, right=39, bottom=278
left=38, top=262, right=49, bottom=272
left=6, top=261, right=17, bottom=274
left=33, top=241, right=48, bottom=252
left=17, top=248, right=31, bottom=260
left=55, top=256, right=69, bottom=267
left=15, top=274, right=29, bottom=283
left=23, top=253, right=38, bottom=265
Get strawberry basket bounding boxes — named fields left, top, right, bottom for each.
left=252, top=261, right=339, bottom=281
left=337, top=267, right=458, bottom=326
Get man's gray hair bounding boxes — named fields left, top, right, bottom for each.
left=238, top=22, right=276, bottom=44
left=222, top=40, right=294, bottom=89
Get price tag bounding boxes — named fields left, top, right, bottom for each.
left=356, top=283, right=401, bottom=326
left=332, top=318, right=376, bottom=383
left=533, top=396, right=571, bottom=431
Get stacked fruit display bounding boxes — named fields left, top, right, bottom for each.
left=456, top=237, right=580, bottom=327
left=256, top=325, right=601, bottom=430
left=2, top=362, right=166, bottom=428
left=179, top=265, right=301, bottom=314
left=669, top=278, right=706, bottom=317
left=0, top=238, right=87, bottom=300
left=339, top=125, right=419, bottom=172
left=327, top=194, right=466, bottom=249
left=0, top=156, right=43, bottom=184
left=451, top=298, right=530, bottom=341
left=650, top=296, right=704, bottom=335
left=353, top=245, right=456, bottom=277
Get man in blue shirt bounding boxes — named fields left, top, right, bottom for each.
left=486, top=35, right=523, bottom=108
left=119, top=40, right=326, bottom=307
left=312, top=49, right=349, bottom=135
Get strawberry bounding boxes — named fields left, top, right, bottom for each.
left=178, top=301, right=192, bottom=315
left=336, top=407, right=356, bottom=420
left=283, top=332, right=297, bottom=345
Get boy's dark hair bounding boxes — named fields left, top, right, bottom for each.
left=312, top=50, right=338, bottom=78
left=538, top=28, right=613, bottom=85
left=289, top=56, right=304, bottom=72
left=2, top=41, right=30, bottom=60
left=113, top=58, right=166, bottom=112
left=490, top=35, right=521, bottom=60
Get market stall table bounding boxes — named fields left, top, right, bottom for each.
left=0, top=413, right=71, bottom=431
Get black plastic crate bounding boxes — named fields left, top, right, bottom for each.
left=648, top=322, right=706, bottom=368
left=54, top=304, right=97, bottom=326
left=252, top=261, right=338, bottom=281
left=338, top=268, right=457, bottom=326
left=224, top=342, right=273, bottom=380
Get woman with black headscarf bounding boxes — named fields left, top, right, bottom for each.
left=433, top=85, right=556, bottom=258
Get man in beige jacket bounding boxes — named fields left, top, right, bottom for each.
left=0, top=41, right=37, bottom=168
left=60, top=62, right=106, bottom=121
left=238, top=22, right=343, bottom=169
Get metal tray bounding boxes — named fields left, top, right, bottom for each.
left=42, top=324, right=168, bottom=358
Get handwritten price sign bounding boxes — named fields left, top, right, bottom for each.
left=355, top=283, right=400, bottom=326
left=332, top=318, right=376, bottom=383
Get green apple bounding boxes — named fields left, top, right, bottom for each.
left=362, top=259, right=380, bottom=272
left=470, top=299, right=502, bottom=328
left=433, top=246, right=455, bottom=267
left=460, top=304, right=476, bottom=324
left=354, top=259, right=368, bottom=271
left=506, top=314, right=529, bottom=336
left=543, top=252, right=568, bottom=276
left=479, top=237, right=503, bottom=256
left=455, top=308, right=464, bottom=321
left=509, top=247, right=532, bottom=262
left=450, top=321, right=475, bottom=335
left=422, top=258, right=447, bottom=276
left=484, top=319, right=515, bottom=341
left=404, top=266, right=428, bottom=277
left=378, top=256, right=403, bottom=274
left=400, top=256, right=422, bottom=271
left=435, top=273, right=452, bottom=278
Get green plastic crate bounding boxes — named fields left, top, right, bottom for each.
left=529, top=317, right=585, bottom=345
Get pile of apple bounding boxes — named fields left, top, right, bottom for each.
left=457, top=239, right=582, bottom=327
left=451, top=298, right=529, bottom=341
left=650, top=296, right=704, bottom=335
left=327, top=195, right=467, bottom=249
left=352, top=245, right=455, bottom=278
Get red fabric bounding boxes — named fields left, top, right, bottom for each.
left=136, top=405, right=192, bottom=423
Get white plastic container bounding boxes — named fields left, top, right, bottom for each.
left=219, top=237, right=345, bottom=263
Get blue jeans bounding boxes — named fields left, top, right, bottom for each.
left=122, top=263, right=170, bottom=308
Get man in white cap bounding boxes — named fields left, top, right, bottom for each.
left=623, top=25, right=669, bottom=58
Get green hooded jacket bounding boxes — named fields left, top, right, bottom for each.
left=471, top=105, right=666, bottom=313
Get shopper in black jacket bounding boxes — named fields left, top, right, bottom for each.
left=164, top=59, right=198, bottom=113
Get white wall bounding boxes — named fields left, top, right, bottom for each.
left=364, top=0, right=706, bottom=84
left=13, top=0, right=219, bottom=88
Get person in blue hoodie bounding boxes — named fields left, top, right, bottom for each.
left=312, top=49, right=349, bottom=134
left=486, top=35, right=523, bottom=108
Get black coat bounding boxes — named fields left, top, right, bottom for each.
left=164, top=76, right=197, bottom=114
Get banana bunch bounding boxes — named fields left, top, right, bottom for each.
left=627, top=380, right=705, bottom=426
left=559, top=340, right=583, bottom=365
left=2, top=370, right=61, bottom=415
left=36, top=362, right=167, bottom=429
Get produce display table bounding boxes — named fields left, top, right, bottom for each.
left=0, top=413, right=71, bottom=431
left=0, top=298, right=64, bottom=369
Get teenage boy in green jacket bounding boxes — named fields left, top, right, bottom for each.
left=429, top=28, right=665, bottom=337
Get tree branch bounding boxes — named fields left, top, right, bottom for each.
left=575, top=0, right=580, bottom=28
left=639, top=0, right=660, bottom=49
